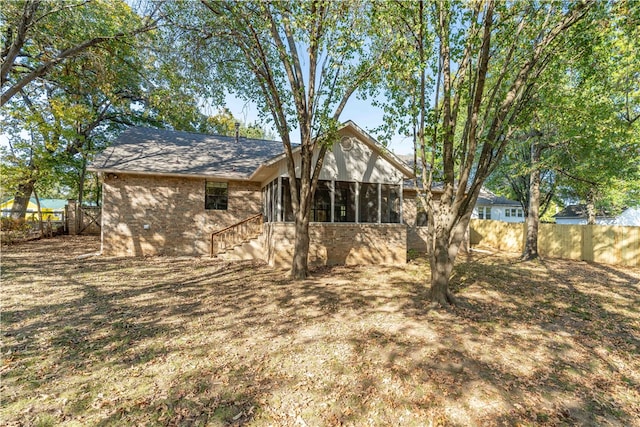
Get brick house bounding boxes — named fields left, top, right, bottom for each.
left=89, top=121, right=432, bottom=267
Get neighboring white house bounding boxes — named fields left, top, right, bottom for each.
left=472, top=189, right=525, bottom=223
left=613, top=207, right=640, bottom=226
left=553, top=204, right=640, bottom=226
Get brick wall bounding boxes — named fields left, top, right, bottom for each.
left=101, top=173, right=261, bottom=256
left=264, top=222, right=407, bottom=268
left=403, top=192, right=430, bottom=251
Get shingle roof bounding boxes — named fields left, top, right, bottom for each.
left=476, top=189, right=521, bottom=207
left=553, top=204, right=611, bottom=219
left=89, top=127, right=285, bottom=179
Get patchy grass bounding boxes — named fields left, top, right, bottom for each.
left=1, top=236, right=639, bottom=426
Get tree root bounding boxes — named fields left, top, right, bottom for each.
left=521, top=251, right=540, bottom=262
left=429, top=289, right=458, bottom=308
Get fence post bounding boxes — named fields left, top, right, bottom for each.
left=67, top=199, right=77, bottom=235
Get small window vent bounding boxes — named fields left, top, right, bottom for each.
left=340, top=136, right=354, bottom=152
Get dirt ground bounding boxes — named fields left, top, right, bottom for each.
left=1, top=235, right=639, bottom=426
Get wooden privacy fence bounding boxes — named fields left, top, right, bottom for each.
left=469, top=219, right=640, bottom=267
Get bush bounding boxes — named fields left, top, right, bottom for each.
left=1, top=217, right=33, bottom=244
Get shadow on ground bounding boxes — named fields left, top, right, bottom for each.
left=1, top=236, right=639, bottom=426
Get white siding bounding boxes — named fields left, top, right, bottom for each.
left=614, top=207, right=640, bottom=226
left=265, top=136, right=405, bottom=185
left=473, top=205, right=525, bottom=223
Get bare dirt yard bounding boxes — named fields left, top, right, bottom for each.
left=1, top=236, right=639, bottom=426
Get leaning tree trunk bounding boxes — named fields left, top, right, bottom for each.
left=522, top=143, right=541, bottom=260
left=9, top=180, right=35, bottom=220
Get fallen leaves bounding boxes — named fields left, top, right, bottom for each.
left=1, top=236, right=639, bottom=426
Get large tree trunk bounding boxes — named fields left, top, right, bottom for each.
left=429, top=214, right=469, bottom=306
left=522, top=143, right=541, bottom=260
left=430, top=236, right=457, bottom=306
left=291, top=213, right=311, bottom=279
left=9, top=180, right=35, bottom=220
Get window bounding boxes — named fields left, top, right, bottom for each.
left=334, top=181, right=356, bottom=222
left=281, top=178, right=296, bottom=222
left=517, top=208, right=524, bottom=218
left=205, top=182, right=228, bottom=210
left=381, top=184, right=401, bottom=223
left=311, top=180, right=332, bottom=222
left=416, top=211, right=428, bottom=227
left=478, top=206, right=491, bottom=220
left=359, top=183, right=378, bottom=223
left=505, top=208, right=511, bottom=217
left=262, top=178, right=402, bottom=224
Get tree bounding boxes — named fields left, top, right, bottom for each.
left=551, top=0, right=640, bottom=222
left=375, top=0, right=593, bottom=305
left=1, top=0, right=159, bottom=106
left=206, top=108, right=272, bottom=140
left=487, top=0, right=639, bottom=257
left=163, top=1, right=384, bottom=278
left=1, top=2, right=211, bottom=220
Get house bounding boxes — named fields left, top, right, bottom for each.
left=0, top=198, right=66, bottom=221
left=89, top=121, right=434, bottom=266
left=554, top=204, right=640, bottom=226
left=472, top=189, right=524, bottom=223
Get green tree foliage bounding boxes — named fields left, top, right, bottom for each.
left=552, top=0, right=640, bottom=220
left=1, top=0, right=158, bottom=106
left=488, top=0, right=640, bottom=232
left=206, top=108, right=273, bottom=140
left=373, top=0, right=593, bottom=305
left=1, top=1, right=212, bottom=219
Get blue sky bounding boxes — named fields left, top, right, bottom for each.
left=1, top=94, right=415, bottom=155
left=220, top=93, right=416, bottom=155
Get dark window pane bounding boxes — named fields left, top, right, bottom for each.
left=312, top=180, right=331, bottom=222
left=416, top=211, right=428, bottom=227
left=381, top=184, right=400, bottom=223
left=281, top=178, right=295, bottom=222
left=205, top=182, right=228, bottom=210
left=359, top=183, right=378, bottom=223
left=334, top=181, right=356, bottom=222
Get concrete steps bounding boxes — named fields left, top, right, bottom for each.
left=216, top=234, right=264, bottom=261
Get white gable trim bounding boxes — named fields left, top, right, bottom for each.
left=249, top=121, right=414, bottom=181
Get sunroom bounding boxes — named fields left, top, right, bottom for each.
left=262, top=177, right=402, bottom=225
left=256, top=122, right=414, bottom=268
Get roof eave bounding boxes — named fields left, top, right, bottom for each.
left=89, top=167, right=254, bottom=181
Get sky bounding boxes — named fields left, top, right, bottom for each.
left=1, top=92, right=416, bottom=155
left=219, top=93, right=416, bottom=155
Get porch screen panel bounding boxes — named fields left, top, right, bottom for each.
left=281, top=177, right=296, bottom=222
left=381, top=184, right=401, bottom=223
left=312, top=180, right=331, bottom=222
left=334, top=181, right=356, bottom=222
left=359, top=183, right=378, bottom=223
left=270, top=180, right=278, bottom=222
left=265, top=182, right=273, bottom=222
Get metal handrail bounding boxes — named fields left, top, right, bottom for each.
left=210, top=213, right=263, bottom=257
